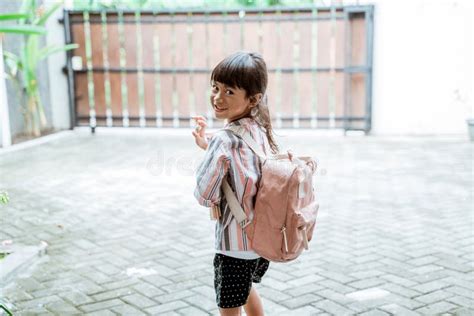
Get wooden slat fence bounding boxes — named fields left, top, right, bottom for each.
left=63, top=5, right=374, bottom=132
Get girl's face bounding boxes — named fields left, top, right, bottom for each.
left=210, top=81, right=252, bottom=122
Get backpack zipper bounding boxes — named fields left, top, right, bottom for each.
left=281, top=226, right=289, bottom=253
left=282, top=225, right=310, bottom=253
left=302, top=226, right=309, bottom=250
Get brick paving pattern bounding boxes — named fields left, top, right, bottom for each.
left=0, top=130, right=472, bottom=315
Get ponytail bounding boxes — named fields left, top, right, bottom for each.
left=252, top=95, right=279, bottom=154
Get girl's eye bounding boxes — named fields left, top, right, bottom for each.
left=225, top=90, right=233, bottom=95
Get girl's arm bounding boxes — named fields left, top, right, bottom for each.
left=194, top=133, right=230, bottom=207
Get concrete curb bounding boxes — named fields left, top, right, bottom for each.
left=0, top=242, right=48, bottom=285
left=0, top=130, right=74, bottom=156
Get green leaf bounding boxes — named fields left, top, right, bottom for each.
left=27, top=35, right=39, bottom=67
left=24, top=36, right=39, bottom=91
left=3, top=50, right=20, bottom=64
left=20, top=0, right=36, bottom=21
left=3, top=50, right=21, bottom=76
left=20, top=48, right=31, bottom=91
left=0, top=191, right=9, bottom=204
left=38, top=43, right=78, bottom=61
left=0, top=13, right=28, bottom=21
left=0, top=25, right=46, bottom=34
left=36, top=2, right=62, bottom=26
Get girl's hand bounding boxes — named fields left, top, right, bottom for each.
left=192, top=116, right=209, bottom=150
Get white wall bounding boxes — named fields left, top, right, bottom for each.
left=46, top=7, right=71, bottom=131
left=357, top=0, right=473, bottom=135
left=8, top=1, right=473, bottom=139
left=0, top=38, right=12, bottom=147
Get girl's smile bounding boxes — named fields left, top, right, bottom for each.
left=213, top=103, right=228, bottom=112
left=210, top=81, right=252, bottom=122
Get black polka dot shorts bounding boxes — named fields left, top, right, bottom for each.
left=213, top=253, right=270, bottom=309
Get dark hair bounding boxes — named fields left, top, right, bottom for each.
left=211, top=51, right=279, bottom=154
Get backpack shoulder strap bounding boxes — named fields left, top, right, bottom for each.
left=222, top=180, right=250, bottom=228
left=225, top=125, right=267, bottom=160
left=221, top=125, right=266, bottom=229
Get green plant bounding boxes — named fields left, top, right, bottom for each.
left=0, top=191, right=9, bottom=204
left=72, top=0, right=300, bottom=10
left=73, top=0, right=153, bottom=10
left=0, top=251, right=11, bottom=261
left=2, top=0, right=78, bottom=137
left=0, top=304, right=13, bottom=316
left=0, top=12, right=46, bottom=34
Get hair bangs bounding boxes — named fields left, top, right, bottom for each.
left=210, top=53, right=258, bottom=95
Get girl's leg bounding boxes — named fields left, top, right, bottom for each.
left=218, top=287, right=263, bottom=316
left=243, top=287, right=264, bottom=316
left=219, top=307, right=242, bottom=316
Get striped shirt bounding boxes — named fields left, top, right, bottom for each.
left=194, top=117, right=271, bottom=259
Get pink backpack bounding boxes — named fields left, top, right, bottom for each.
left=222, top=126, right=319, bottom=262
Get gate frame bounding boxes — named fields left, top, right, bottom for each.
left=61, top=4, right=374, bottom=134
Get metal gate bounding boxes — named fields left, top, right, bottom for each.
left=63, top=5, right=374, bottom=133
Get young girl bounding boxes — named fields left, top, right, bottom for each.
left=192, top=51, right=279, bottom=316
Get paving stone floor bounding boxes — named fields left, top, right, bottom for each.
left=0, top=129, right=472, bottom=315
